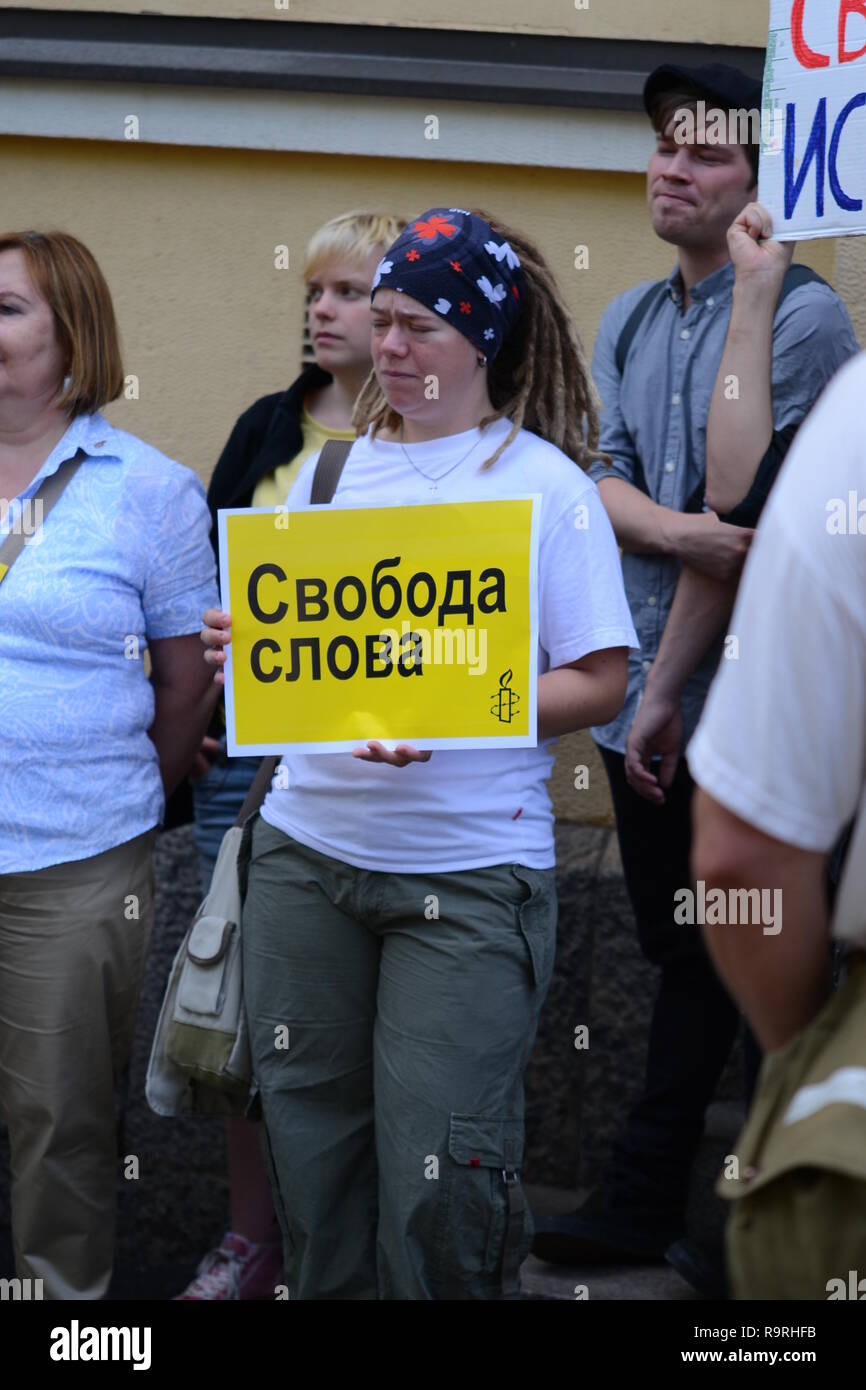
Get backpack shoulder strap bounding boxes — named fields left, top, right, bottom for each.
left=614, top=281, right=668, bottom=376
left=777, top=263, right=828, bottom=309
left=684, top=266, right=830, bottom=518
left=310, top=438, right=353, bottom=504
left=0, top=447, right=86, bottom=586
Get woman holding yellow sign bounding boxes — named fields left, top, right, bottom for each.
left=177, top=208, right=405, bottom=1303
left=201, top=207, right=638, bottom=1299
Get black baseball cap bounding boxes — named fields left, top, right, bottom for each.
left=644, top=62, right=763, bottom=121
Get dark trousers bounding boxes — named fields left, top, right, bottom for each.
left=598, top=746, right=758, bottom=1222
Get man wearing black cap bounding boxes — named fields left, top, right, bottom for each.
left=532, top=62, right=858, bottom=1288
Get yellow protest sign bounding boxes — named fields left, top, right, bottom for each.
left=218, top=497, right=539, bottom=752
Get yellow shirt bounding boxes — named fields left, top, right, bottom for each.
left=251, top=403, right=355, bottom=509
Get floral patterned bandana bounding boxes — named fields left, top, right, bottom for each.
left=371, top=207, right=524, bottom=360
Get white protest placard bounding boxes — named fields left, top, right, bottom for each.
left=761, top=0, right=866, bottom=240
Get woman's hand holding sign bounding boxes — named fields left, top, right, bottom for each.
left=352, top=741, right=432, bottom=766
left=202, top=607, right=231, bottom=686
left=201, top=608, right=432, bottom=766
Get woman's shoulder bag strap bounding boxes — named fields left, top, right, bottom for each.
left=310, top=437, right=353, bottom=504
left=0, top=448, right=86, bottom=585
left=234, top=754, right=281, bottom=827
left=237, top=436, right=354, bottom=823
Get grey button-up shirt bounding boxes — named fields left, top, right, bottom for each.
left=588, top=259, right=859, bottom=756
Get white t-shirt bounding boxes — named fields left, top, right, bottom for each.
left=260, top=418, right=638, bottom=872
left=688, top=352, right=866, bottom=859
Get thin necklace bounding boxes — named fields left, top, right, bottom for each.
left=398, top=421, right=485, bottom=493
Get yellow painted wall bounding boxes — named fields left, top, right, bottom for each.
left=0, top=134, right=842, bottom=824
left=21, top=0, right=769, bottom=45
left=1, top=136, right=836, bottom=486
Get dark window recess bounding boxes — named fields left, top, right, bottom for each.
left=0, top=10, right=764, bottom=109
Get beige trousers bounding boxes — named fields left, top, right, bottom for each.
left=0, top=830, right=155, bottom=1299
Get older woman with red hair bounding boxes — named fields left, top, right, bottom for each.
left=0, top=229, right=219, bottom=1299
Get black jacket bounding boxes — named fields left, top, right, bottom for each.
left=162, top=362, right=331, bottom=832
left=205, top=361, right=332, bottom=560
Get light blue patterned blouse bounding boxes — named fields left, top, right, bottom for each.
left=0, top=412, right=218, bottom=873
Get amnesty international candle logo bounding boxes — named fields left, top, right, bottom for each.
left=218, top=497, right=540, bottom=753
left=491, top=669, right=520, bottom=724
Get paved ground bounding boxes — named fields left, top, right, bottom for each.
left=519, top=1186, right=700, bottom=1301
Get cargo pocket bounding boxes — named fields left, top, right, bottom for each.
left=510, top=864, right=556, bottom=994
left=434, top=1114, right=529, bottom=1297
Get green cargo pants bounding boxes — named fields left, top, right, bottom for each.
left=240, top=814, right=557, bottom=1300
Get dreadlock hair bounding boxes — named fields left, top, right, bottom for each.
left=351, top=210, right=609, bottom=473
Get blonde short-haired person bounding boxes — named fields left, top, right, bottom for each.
left=177, top=210, right=406, bottom=1301
left=202, top=207, right=638, bottom=1299
left=0, top=230, right=219, bottom=1298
